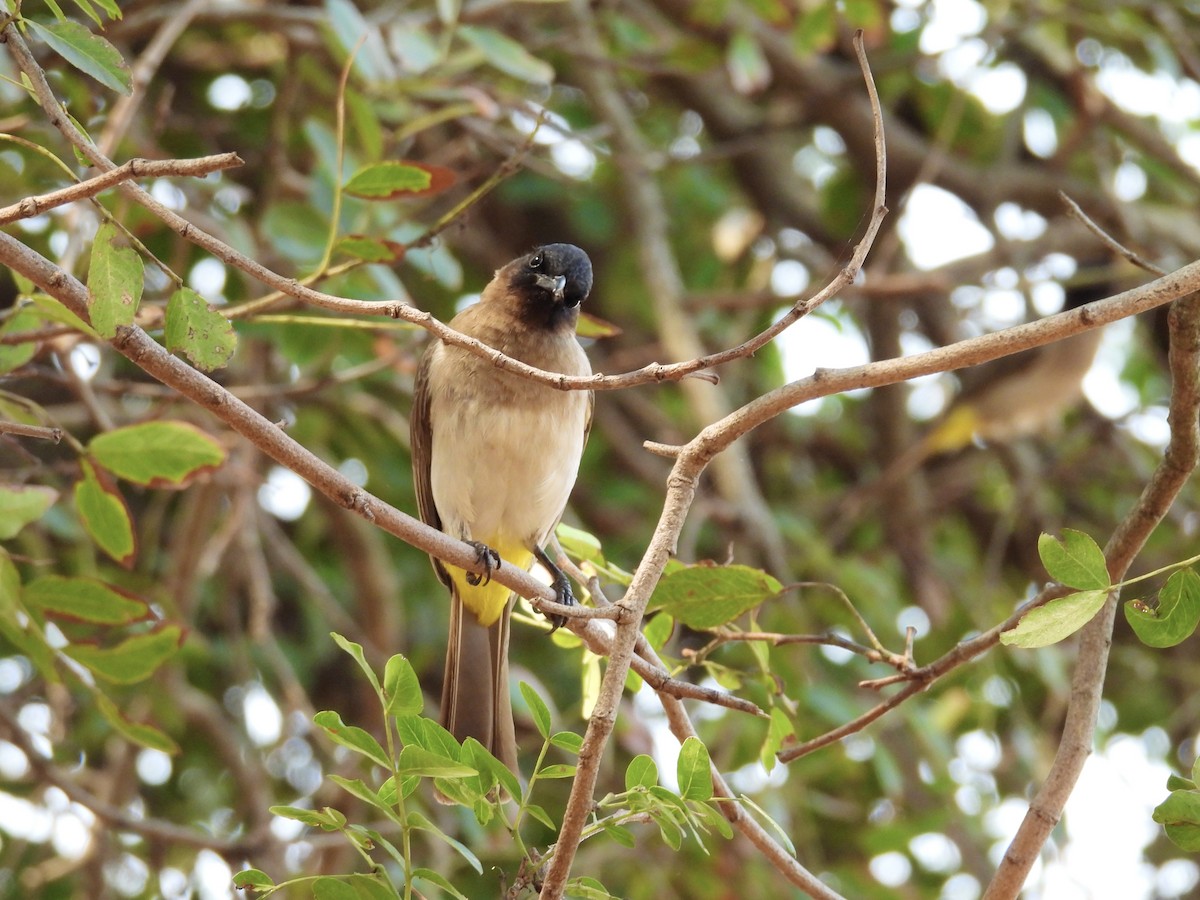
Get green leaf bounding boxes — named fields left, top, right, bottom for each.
left=66, top=625, right=183, bottom=684
left=26, top=18, right=131, bottom=93
left=760, top=707, right=794, bottom=773
left=383, top=654, right=423, bottom=716
left=692, top=800, right=735, bottom=841
left=459, top=25, right=555, bottom=83
left=331, top=632, right=382, bottom=695
left=0, top=306, right=45, bottom=375
left=395, top=714, right=460, bottom=759
left=0, top=484, right=58, bottom=539
left=1000, top=589, right=1109, bottom=648
left=651, top=563, right=783, bottom=629
left=537, top=763, right=577, bottom=778
left=550, top=730, right=583, bottom=754
left=565, top=876, right=620, bottom=900
left=81, top=0, right=123, bottom=21
left=406, top=810, right=483, bottom=873
left=0, top=549, right=58, bottom=681
left=739, top=792, right=796, bottom=856
left=555, top=523, right=604, bottom=563
left=520, top=681, right=552, bottom=740
left=314, top=710, right=391, bottom=768
left=94, top=691, right=179, bottom=753
left=25, top=575, right=149, bottom=625
left=269, top=805, right=346, bottom=831
left=398, top=745, right=477, bottom=778
left=1154, top=790, right=1200, bottom=852
left=29, top=292, right=98, bottom=338
left=677, top=736, right=712, bottom=801
left=1125, top=569, right=1200, bottom=648
left=335, top=235, right=407, bottom=263
left=651, top=807, right=684, bottom=850
left=86, top=222, right=143, bottom=338
left=600, top=821, right=636, bottom=848
left=232, top=869, right=275, bottom=889
left=522, top=801, right=555, bottom=831
left=642, top=612, right=674, bottom=651
left=726, top=28, right=770, bottom=94
left=74, top=458, right=136, bottom=566
left=459, top=736, right=522, bottom=799
left=343, top=161, right=457, bottom=200
left=328, top=775, right=403, bottom=825
left=67, top=0, right=101, bottom=26
left=312, top=874, right=398, bottom=900
left=1038, top=530, right=1110, bottom=591
left=88, top=420, right=226, bottom=487
left=1168, top=774, right=1196, bottom=792
left=625, top=754, right=658, bottom=791
left=164, top=288, right=237, bottom=371
left=412, top=868, right=469, bottom=900
left=325, top=0, right=395, bottom=83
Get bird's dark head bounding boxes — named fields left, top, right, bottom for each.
left=500, top=243, right=592, bottom=327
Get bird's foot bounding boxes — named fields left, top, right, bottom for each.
left=464, top=541, right=501, bottom=586
left=534, top=546, right=576, bottom=634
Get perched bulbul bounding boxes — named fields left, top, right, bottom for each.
left=410, top=243, right=594, bottom=773
left=834, top=273, right=1112, bottom=532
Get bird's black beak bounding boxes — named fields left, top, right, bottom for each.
left=535, top=273, right=568, bottom=303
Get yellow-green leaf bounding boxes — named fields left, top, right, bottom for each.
left=66, top=625, right=183, bottom=684
left=87, top=222, right=143, bottom=338
left=676, top=736, right=712, bottom=801
left=74, top=459, right=136, bottom=566
left=165, top=288, right=237, bottom=371
left=25, top=575, right=149, bottom=625
left=458, top=25, right=554, bottom=83
left=1125, top=569, right=1200, bottom=649
left=88, top=420, right=226, bottom=487
left=26, top=18, right=131, bottom=94
left=94, top=692, right=178, bottom=754
left=1000, top=589, right=1109, bottom=648
left=0, top=484, right=58, bottom=539
left=1038, top=529, right=1110, bottom=591
left=650, top=563, right=783, bottom=629
left=0, top=306, right=45, bottom=375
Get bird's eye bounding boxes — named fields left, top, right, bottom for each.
left=529, top=253, right=543, bottom=269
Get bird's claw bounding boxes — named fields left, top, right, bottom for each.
left=546, top=575, right=577, bottom=635
left=465, top=541, right=500, bottom=586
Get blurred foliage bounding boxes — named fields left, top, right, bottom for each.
left=2, top=0, right=1200, bottom=897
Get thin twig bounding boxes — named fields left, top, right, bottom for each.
left=0, top=421, right=62, bottom=442
left=0, top=154, right=243, bottom=225
left=1059, top=191, right=1166, bottom=276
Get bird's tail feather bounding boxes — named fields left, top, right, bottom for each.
left=442, top=589, right=518, bottom=774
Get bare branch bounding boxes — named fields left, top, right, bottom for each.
left=0, top=421, right=63, bottom=442
left=0, top=154, right=243, bottom=225
left=985, top=291, right=1200, bottom=897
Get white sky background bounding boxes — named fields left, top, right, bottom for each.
left=8, top=1, right=1200, bottom=898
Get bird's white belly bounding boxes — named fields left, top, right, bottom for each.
left=429, top=390, right=586, bottom=549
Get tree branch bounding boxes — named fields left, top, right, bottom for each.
left=0, top=154, right=243, bottom=226
left=984, top=291, right=1200, bottom=897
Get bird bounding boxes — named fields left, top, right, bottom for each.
left=409, top=243, right=594, bottom=774
left=834, top=271, right=1113, bottom=534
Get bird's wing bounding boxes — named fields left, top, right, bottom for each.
left=411, top=345, right=451, bottom=588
